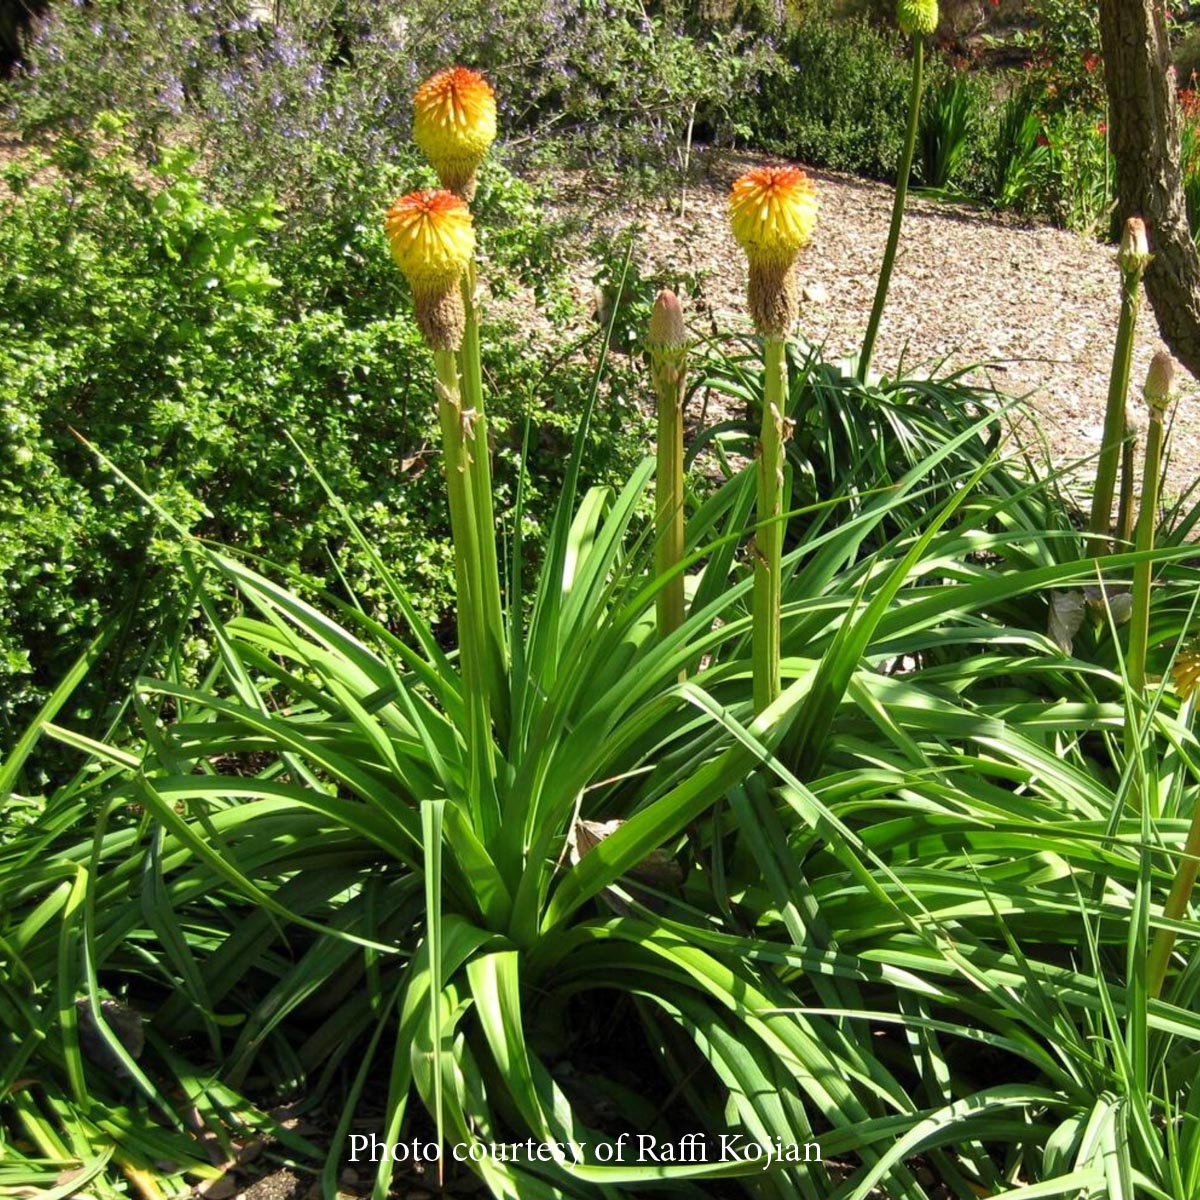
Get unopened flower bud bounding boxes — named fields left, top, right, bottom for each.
left=1143, top=351, right=1176, bottom=414
left=1118, top=216, right=1152, bottom=277
left=648, top=289, right=686, bottom=349
left=897, top=0, right=938, bottom=37
left=648, top=289, right=688, bottom=402
left=385, top=188, right=475, bottom=350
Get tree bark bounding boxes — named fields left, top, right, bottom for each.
left=1099, top=0, right=1200, bottom=380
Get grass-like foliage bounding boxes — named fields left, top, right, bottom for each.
left=6, top=315, right=1200, bottom=1196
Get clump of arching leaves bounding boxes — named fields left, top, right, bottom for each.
left=6, top=45, right=1200, bottom=1200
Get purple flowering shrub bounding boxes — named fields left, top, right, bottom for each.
left=5, top=0, right=783, bottom=186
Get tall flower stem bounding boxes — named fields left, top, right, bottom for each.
left=649, top=290, right=688, bottom=645
left=726, top=166, right=816, bottom=708
left=1124, top=352, right=1172, bottom=819
left=1147, top=751, right=1200, bottom=994
left=1089, top=220, right=1150, bottom=544
left=434, top=348, right=499, bottom=832
left=655, top=389, right=686, bottom=641
left=1148, top=786, right=1200, bottom=997
left=458, top=261, right=508, bottom=723
left=433, top=349, right=488, bottom=699
left=1126, top=407, right=1164, bottom=702
left=859, top=36, right=924, bottom=382
left=754, top=337, right=789, bottom=711
left=1136, top=354, right=1193, bottom=997
left=1116, top=417, right=1138, bottom=546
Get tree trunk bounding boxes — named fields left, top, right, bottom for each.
left=1100, top=0, right=1200, bottom=380
left=2, top=2, right=50, bottom=77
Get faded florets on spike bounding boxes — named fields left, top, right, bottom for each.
left=729, top=166, right=819, bottom=338
left=413, top=66, right=497, bottom=200
left=385, top=189, right=475, bottom=350
left=648, top=289, right=688, bottom=401
left=1144, top=351, right=1176, bottom=414
left=1119, top=216, right=1152, bottom=277
left=897, top=0, right=938, bottom=36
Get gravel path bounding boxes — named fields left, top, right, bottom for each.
left=576, top=150, right=1198, bottom=507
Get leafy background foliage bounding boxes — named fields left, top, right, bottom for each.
left=0, top=120, right=645, bottom=751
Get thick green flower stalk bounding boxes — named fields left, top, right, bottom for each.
left=385, top=189, right=491, bottom=706
left=1116, top=415, right=1138, bottom=546
left=1089, top=217, right=1153, bottom=545
left=413, top=67, right=507, bottom=718
left=1126, top=351, right=1174, bottom=703
left=648, top=289, right=689, bottom=643
left=729, top=166, right=819, bottom=710
left=858, top=0, right=937, bottom=381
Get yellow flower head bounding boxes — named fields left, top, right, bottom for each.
left=385, top=189, right=474, bottom=349
left=729, top=166, right=819, bottom=269
left=413, top=66, right=497, bottom=197
left=385, top=188, right=475, bottom=293
left=896, top=0, right=938, bottom=36
left=1173, top=639, right=1200, bottom=701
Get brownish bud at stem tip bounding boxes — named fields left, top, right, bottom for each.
left=1119, top=216, right=1152, bottom=276
left=1144, top=350, right=1176, bottom=413
left=648, top=289, right=686, bottom=349
left=648, top=289, right=688, bottom=401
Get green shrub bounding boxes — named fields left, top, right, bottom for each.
left=1180, top=98, right=1200, bottom=241
left=1042, top=106, right=1114, bottom=234
left=10, top=340, right=1200, bottom=1199
left=917, top=69, right=981, bottom=193
left=0, top=124, right=647, bottom=758
left=977, top=88, right=1052, bottom=214
left=742, top=7, right=915, bottom=179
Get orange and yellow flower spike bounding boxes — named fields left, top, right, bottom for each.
left=728, top=165, right=817, bottom=709
left=385, top=188, right=475, bottom=350
left=413, top=66, right=498, bottom=200
left=729, top=166, right=818, bottom=338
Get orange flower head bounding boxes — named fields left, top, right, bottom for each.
left=729, top=166, right=819, bottom=269
left=413, top=66, right=497, bottom=198
left=385, top=189, right=474, bottom=349
left=385, top=189, right=475, bottom=292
